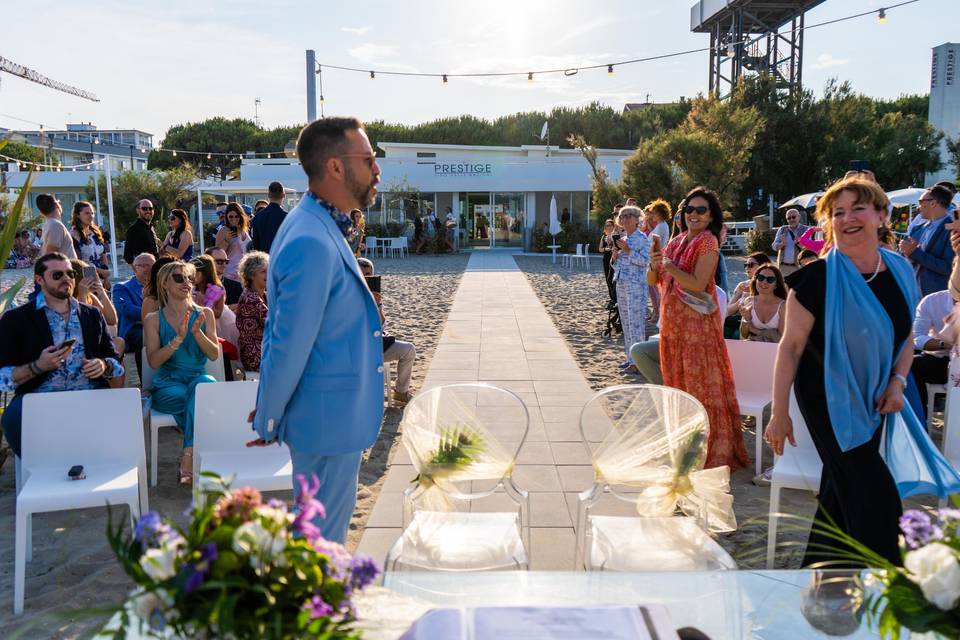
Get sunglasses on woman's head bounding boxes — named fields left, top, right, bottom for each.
left=683, top=205, right=709, bottom=215
left=755, top=274, right=777, bottom=284
left=171, top=273, right=195, bottom=284
left=49, top=270, right=75, bottom=281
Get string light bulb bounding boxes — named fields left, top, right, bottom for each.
left=877, top=8, right=886, bottom=23
left=320, top=94, right=325, bottom=102
left=726, top=42, right=736, bottom=57
left=607, top=64, right=614, bottom=75
left=527, top=72, right=533, bottom=82
left=370, top=70, right=375, bottom=79
left=207, top=153, right=212, bottom=159
left=172, top=150, right=178, bottom=157
left=442, top=74, right=448, bottom=84
left=93, top=138, right=100, bottom=145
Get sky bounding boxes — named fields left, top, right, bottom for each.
left=0, top=0, right=954, bottom=144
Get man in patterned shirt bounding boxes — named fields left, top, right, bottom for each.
left=0, top=253, right=124, bottom=458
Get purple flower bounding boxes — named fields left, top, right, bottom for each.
left=199, top=542, right=218, bottom=564
left=306, top=594, right=333, bottom=619
left=184, top=569, right=205, bottom=593
left=349, top=555, right=379, bottom=590
left=267, top=498, right=287, bottom=511
left=939, top=508, right=960, bottom=522
left=134, top=512, right=176, bottom=549
left=900, top=510, right=944, bottom=549
left=293, top=474, right=327, bottom=543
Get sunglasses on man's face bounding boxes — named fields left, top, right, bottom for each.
left=755, top=274, right=777, bottom=284
left=683, top=205, right=709, bottom=215
left=140, top=206, right=154, bottom=211
left=170, top=273, right=195, bottom=284
left=48, top=270, right=75, bottom=281
left=213, top=259, right=229, bottom=266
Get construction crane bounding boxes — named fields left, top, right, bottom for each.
left=0, top=54, right=99, bottom=102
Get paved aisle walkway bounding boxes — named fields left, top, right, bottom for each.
left=357, top=250, right=608, bottom=569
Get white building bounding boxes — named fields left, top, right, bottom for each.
left=6, top=122, right=153, bottom=173
left=234, top=142, right=632, bottom=250
left=928, top=42, right=960, bottom=185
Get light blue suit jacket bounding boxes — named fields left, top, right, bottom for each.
left=253, top=194, right=384, bottom=455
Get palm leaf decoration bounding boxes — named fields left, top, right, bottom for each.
left=412, top=426, right=486, bottom=486
left=0, top=138, right=37, bottom=315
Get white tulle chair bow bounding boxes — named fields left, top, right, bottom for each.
left=575, top=384, right=737, bottom=571
left=384, top=383, right=531, bottom=571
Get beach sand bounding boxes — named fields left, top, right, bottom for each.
left=0, top=252, right=468, bottom=638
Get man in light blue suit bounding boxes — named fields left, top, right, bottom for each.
left=246, top=117, right=384, bottom=543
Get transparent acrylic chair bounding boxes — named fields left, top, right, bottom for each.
left=576, top=384, right=737, bottom=571
left=384, top=383, right=531, bottom=571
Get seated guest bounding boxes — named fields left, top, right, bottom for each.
left=160, top=208, right=194, bottom=261
left=724, top=252, right=771, bottom=338
left=797, top=249, right=819, bottom=267
left=358, top=257, right=416, bottom=405
left=113, top=252, right=156, bottom=378
left=738, top=265, right=787, bottom=342
left=205, top=247, right=242, bottom=306
left=71, top=201, right=111, bottom=281
left=0, top=253, right=124, bottom=458
left=139, top=256, right=176, bottom=322
left=72, top=259, right=124, bottom=357
left=143, top=261, right=219, bottom=485
left=235, top=251, right=269, bottom=372
left=191, top=254, right=225, bottom=318
left=911, top=289, right=956, bottom=420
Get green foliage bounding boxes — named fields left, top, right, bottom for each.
left=0, top=140, right=45, bottom=168
left=569, top=134, right=624, bottom=225
left=413, top=426, right=485, bottom=486
left=621, top=95, right=766, bottom=210
left=0, top=139, right=36, bottom=314
left=150, top=118, right=301, bottom=180
left=87, top=166, right=200, bottom=232
left=947, top=135, right=960, bottom=183
left=744, top=229, right=773, bottom=255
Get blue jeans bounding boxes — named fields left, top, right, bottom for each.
left=289, top=448, right=364, bottom=544
left=1, top=394, right=24, bottom=458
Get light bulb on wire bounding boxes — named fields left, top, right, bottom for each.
left=607, top=64, right=614, bottom=75
left=442, top=74, right=448, bottom=84
left=527, top=72, right=533, bottom=82
left=172, top=150, right=178, bottom=157
left=370, top=70, right=375, bottom=79
left=877, top=8, right=886, bottom=23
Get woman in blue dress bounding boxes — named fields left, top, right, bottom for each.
left=144, top=260, right=219, bottom=485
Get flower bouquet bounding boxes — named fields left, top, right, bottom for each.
left=105, top=473, right=378, bottom=639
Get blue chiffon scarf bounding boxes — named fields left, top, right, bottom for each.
left=824, top=247, right=960, bottom=498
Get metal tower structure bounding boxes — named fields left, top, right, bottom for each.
left=690, top=0, right=827, bottom=99
left=0, top=55, right=99, bottom=101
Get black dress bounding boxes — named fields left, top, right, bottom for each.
left=786, top=259, right=911, bottom=566
left=599, top=235, right=617, bottom=303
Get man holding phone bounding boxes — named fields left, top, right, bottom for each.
left=0, top=253, right=124, bottom=458
left=900, top=185, right=955, bottom=297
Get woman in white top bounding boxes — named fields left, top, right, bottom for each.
left=739, top=264, right=787, bottom=342
left=215, top=203, right=251, bottom=285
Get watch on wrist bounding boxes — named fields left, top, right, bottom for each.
left=939, top=340, right=947, bottom=350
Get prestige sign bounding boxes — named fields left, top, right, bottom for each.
left=433, top=162, right=493, bottom=177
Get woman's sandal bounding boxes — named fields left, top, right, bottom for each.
left=178, top=447, right=194, bottom=486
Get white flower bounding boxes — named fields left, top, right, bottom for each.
left=232, top=520, right=287, bottom=572
left=131, top=589, right=177, bottom=629
left=904, top=543, right=960, bottom=610
left=254, top=505, right=294, bottom=528
left=139, top=543, right=181, bottom=582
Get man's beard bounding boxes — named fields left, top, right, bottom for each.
left=344, top=165, right=377, bottom=208
left=45, top=285, right=72, bottom=300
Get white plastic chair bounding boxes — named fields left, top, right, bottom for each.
left=561, top=244, right=583, bottom=268
left=576, top=384, right=736, bottom=571
left=385, top=237, right=403, bottom=259
left=766, top=387, right=823, bottom=569
left=142, top=345, right=224, bottom=487
left=725, top=339, right=779, bottom=475
left=927, top=382, right=949, bottom=434
left=193, top=381, right=292, bottom=497
left=364, top=236, right=379, bottom=258
left=384, top=383, right=531, bottom=572
left=15, top=388, right=147, bottom=615
left=569, top=244, right=590, bottom=268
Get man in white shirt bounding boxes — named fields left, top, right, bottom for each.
left=771, top=208, right=808, bottom=277
left=911, top=289, right=956, bottom=420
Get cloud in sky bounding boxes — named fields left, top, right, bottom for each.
left=556, top=16, right=616, bottom=45
left=348, top=43, right=399, bottom=63
left=811, top=53, right=849, bottom=69
left=341, top=26, right=371, bottom=35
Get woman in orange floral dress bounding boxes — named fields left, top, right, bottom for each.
left=649, top=187, right=749, bottom=471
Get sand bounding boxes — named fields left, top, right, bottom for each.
left=0, top=252, right=469, bottom=639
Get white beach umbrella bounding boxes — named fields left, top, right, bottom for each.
left=886, top=187, right=927, bottom=207
left=780, top=192, right=822, bottom=209
left=549, top=195, right=561, bottom=237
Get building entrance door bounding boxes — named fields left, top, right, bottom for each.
left=460, top=192, right=492, bottom=248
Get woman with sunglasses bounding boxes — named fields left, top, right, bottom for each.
left=650, top=186, right=749, bottom=472
left=160, top=208, right=194, bottom=261
left=349, top=209, right=366, bottom=257
left=143, top=261, right=219, bottom=485
left=190, top=255, right=225, bottom=319
left=738, top=265, right=786, bottom=342
left=724, top=252, right=772, bottom=338
left=215, top=203, right=251, bottom=286
left=766, top=176, right=960, bottom=566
